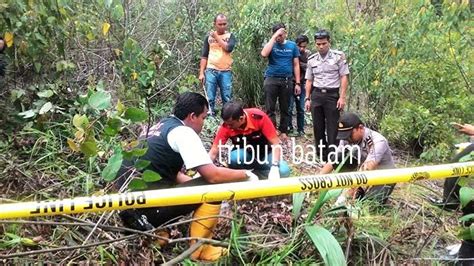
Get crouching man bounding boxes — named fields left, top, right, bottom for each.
left=209, top=101, right=291, bottom=180
left=116, top=92, right=258, bottom=261
left=319, top=112, right=396, bottom=204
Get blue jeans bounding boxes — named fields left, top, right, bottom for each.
left=228, top=148, right=291, bottom=178
left=288, top=83, right=306, bottom=132
left=205, top=69, right=232, bottom=114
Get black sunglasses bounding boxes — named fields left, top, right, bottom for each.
left=314, top=32, right=329, bottom=39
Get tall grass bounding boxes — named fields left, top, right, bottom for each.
left=232, top=54, right=266, bottom=107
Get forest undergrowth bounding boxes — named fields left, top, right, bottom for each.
left=0, top=0, right=472, bottom=264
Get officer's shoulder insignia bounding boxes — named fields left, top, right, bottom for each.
left=331, top=49, right=345, bottom=58
left=251, top=113, right=263, bottom=120
left=308, top=53, right=318, bottom=60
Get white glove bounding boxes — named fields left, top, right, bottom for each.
left=245, top=170, right=259, bottom=182
left=334, top=193, right=347, bottom=206
left=268, top=166, right=280, bottom=180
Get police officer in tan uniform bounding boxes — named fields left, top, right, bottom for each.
left=304, top=29, right=349, bottom=161
left=319, top=112, right=396, bottom=204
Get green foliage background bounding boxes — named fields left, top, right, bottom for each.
left=0, top=0, right=472, bottom=263
left=2, top=0, right=471, bottom=163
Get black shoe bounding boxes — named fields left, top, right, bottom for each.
left=119, top=209, right=154, bottom=231
left=459, top=240, right=474, bottom=260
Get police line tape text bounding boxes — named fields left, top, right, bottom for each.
left=30, top=193, right=147, bottom=215
left=451, top=165, right=473, bottom=176
left=299, top=173, right=368, bottom=191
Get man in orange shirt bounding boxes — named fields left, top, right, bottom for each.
left=198, top=14, right=236, bottom=116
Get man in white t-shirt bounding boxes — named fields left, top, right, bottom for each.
left=319, top=112, right=396, bottom=204
left=116, top=92, right=257, bottom=261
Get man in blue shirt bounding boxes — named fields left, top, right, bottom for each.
left=261, top=23, right=301, bottom=141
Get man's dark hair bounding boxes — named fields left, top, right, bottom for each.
left=272, top=23, right=286, bottom=33
left=314, top=29, right=330, bottom=41
left=214, top=13, right=226, bottom=22
left=221, top=101, right=244, bottom=121
left=173, top=92, right=208, bottom=120
left=295, top=34, right=309, bottom=45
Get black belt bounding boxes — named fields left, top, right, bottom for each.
left=267, top=76, right=292, bottom=81
left=207, top=69, right=231, bottom=73
left=313, top=87, right=339, bottom=93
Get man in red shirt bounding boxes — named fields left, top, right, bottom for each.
left=209, top=101, right=291, bottom=179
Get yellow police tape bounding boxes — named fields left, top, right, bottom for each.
left=0, top=162, right=473, bottom=219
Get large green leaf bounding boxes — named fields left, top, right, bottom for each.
left=104, top=118, right=122, bottom=136
left=459, top=213, right=474, bottom=223
left=306, top=189, right=342, bottom=223
left=305, top=225, right=346, bottom=266
left=88, top=91, right=111, bottom=110
left=305, top=154, right=350, bottom=223
left=142, top=170, right=161, bottom=182
left=292, top=192, right=305, bottom=221
left=101, top=151, right=123, bottom=181
left=134, top=159, right=150, bottom=170
left=459, top=187, right=474, bottom=209
left=128, top=179, right=147, bottom=190
left=80, top=140, right=97, bottom=157
left=131, top=147, right=147, bottom=157
left=73, top=114, right=89, bottom=130
left=458, top=224, right=474, bottom=241
left=458, top=151, right=473, bottom=162
left=124, top=107, right=148, bottom=122
left=122, top=147, right=148, bottom=160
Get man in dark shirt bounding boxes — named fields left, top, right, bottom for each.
left=288, top=34, right=311, bottom=136
left=117, top=92, right=257, bottom=261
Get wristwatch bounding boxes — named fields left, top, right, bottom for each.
left=305, top=97, right=311, bottom=101
left=295, top=83, right=301, bottom=86
left=272, top=162, right=280, bottom=167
